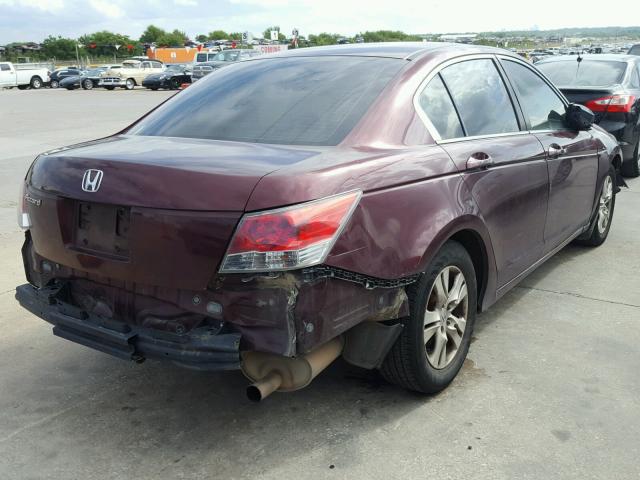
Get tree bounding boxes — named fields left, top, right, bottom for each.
left=40, top=36, right=77, bottom=60
left=361, top=30, right=421, bottom=43
left=208, top=30, right=229, bottom=40
left=79, top=31, right=142, bottom=57
left=195, top=34, right=208, bottom=43
left=156, top=29, right=188, bottom=47
left=229, top=32, right=243, bottom=41
left=308, top=33, right=340, bottom=46
left=139, top=25, right=166, bottom=44
left=262, top=26, right=286, bottom=41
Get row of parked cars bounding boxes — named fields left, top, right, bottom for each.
left=36, top=49, right=262, bottom=92
left=1, top=49, right=260, bottom=93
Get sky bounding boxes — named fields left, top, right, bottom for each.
left=0, top=0, right=639, bottom=44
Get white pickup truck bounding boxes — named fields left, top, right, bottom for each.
left=0, top=62, right=49, bottom=89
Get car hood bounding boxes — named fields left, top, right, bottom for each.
left=29, top=135, right=322, bottom=211
left=144, top=72, right=181, bottom=80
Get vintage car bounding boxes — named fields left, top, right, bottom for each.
left=99, top=59, right=164, bottom=90
left=16, top=43, right=621, bottom=402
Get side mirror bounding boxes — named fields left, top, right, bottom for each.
left=565, top=103, right=595, bottom=131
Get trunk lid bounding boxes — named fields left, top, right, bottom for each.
left=30, top=135, right=321, bottom=210
left=559, top=86, right=620, bottom=123
left=26, top=135, right=322, bottom=289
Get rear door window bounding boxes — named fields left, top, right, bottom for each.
left=440, top=59, right=520, bottom=136
left=502, top=60, right=566, bottom=130
left=417, top=74, right=464, bottom=140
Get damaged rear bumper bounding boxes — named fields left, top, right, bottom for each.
left=15, top=283, right=241, bottom=371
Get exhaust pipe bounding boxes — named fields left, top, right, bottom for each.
left=242, top=336, right=344, bottom=402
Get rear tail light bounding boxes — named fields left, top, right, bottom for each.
left=220, top=191, right=362, bottom=273
left=17, top=182, right=31, bottom=230
left=584, top=94, right=636, bottom=113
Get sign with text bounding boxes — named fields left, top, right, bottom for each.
left=256, top=44, right=288, bottom=55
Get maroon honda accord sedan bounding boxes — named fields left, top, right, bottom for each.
left=16, top=43, right=621, bottom=401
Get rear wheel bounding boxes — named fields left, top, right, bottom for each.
left=380, top=241, right=477, bottom=394
left=621, top=139, right=639, bottom=178
left=575, top=167, right=616, bottom=247
left=82, top=79, right=94, bottom=90
left=30, top=76, right=43, bottom=89
left=124, top=78, right=135, bottom=90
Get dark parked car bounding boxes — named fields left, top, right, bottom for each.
left=16, top=43, right=621, bottom=401
left=629, top=44, right=640, bottom=55
left=142, top=64, right=192, bottom=90
left=538, top=55, right=640, bottom=177
left=191, top=49, right=261, bottom=81
left=59, top=68, right=106, bottom=90
left=49, top=68, right=82, bottom=88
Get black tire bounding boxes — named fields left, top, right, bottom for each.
left=82, top=79, right=94, bottom=90
left=124, top=78, right=135, bottom=90
left=170, top=79, right=179, bottom=90
left=50, top=79, right=59, bottom=89
left=380, top=241, right=477, bottom=394
left=620, top=139, right=639, bottom=178
left=104, top=86, right=115, bottom=90
left=575, top=167, right=616, bottom=247
left=30, top=76, right=43, bottom=89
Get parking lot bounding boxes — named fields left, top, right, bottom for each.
left=0, top=87, right=639, bottom=479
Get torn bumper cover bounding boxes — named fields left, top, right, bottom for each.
left=15, top=283, right=241, bottom=371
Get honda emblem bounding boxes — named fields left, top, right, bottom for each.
left=82, top=169, right=103, bottom=192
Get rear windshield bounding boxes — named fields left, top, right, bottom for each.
left=127, top=56, right=403, bottom=146
left=538, top=60, right=627, bottom=87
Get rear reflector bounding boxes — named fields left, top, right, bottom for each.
left=220, top=191, right=361, bottom=273
left=584, top=94, right=636, bottom=113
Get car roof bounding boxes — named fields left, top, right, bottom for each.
left=255, top=42, right=512, bottom=61
left=537, top=54, right=637, bottom=64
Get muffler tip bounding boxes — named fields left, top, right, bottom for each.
left=246, top=384, right=264, bottom=402
left=246, top=371, right=282, bottom=402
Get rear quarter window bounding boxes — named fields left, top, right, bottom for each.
left=417, top=74, right=464, bottom=140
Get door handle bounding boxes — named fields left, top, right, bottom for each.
left=466, top=152, right=494, bottom=170
left=548, top=144, right=566, bottom=158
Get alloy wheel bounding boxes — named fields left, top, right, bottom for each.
left=424, top=266, right=468, bottom=369
left=597, top=176, right=613, bottom=234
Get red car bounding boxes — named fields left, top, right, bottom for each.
left=16, top=43, right=621, bottom=401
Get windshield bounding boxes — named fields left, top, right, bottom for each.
left=122, top=62, right=140, bottom=69
left=166, top=64, right=184, bottom=72
left=538, top=60, right=627, bottom=87
left=213, top=51, right=241, bottom=61
left=84, top=69, right=103, bottom=76
left=128, top=56, right=403, bottom=146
